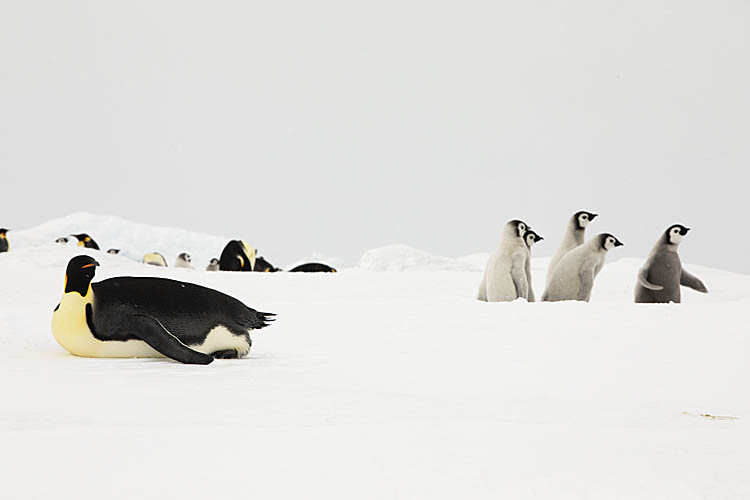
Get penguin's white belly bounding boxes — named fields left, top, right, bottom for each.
left=52, top=294, right=251, bottom=359
left=483, top=255, right=518, bottom=302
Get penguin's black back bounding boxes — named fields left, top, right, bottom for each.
left=0, top=239, right=7, bottom=253
left=254, top=256, right=280, bottom=272
left=90, top=277, right=273, bottom=344
left=289, top=262, right=337, bottom=273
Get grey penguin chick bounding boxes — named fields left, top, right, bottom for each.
left=523, top=229, right=543, bottom=302
left=206, top=258, right=220, bottom=272
left=545, top=211, right=597, bottom=288
left=477, top=220, right=530, bottom=302
left=635, top=224, right=708, bottom=303
left=542, top=233, right=623, bottom=302
left=175, top=252, right=193, bottom=269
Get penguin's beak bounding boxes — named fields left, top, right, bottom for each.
left=615, top=240, right=624, bottom=247
left=537, top=236, right=544, bottom=241
left=589, top=213, right=598, bottom=220
left=681, top=227, right=691, bottom=235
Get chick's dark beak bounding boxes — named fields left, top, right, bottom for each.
left=615, top=240, right=624, bottom=247
left=681, top=227, right=691, bottom=235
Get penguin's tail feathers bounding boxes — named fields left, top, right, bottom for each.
left=248, top=309, right=276, bottom=330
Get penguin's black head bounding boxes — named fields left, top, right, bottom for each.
left=666, top=224, right=690, bottom=245
left=508, top=219, right=528, bottom=238
left=71, top=233, right=92, bottom=246
left=525, top=229, right=543, bottom=247
left=64, top=255, right=99, bottom=295
left=599, top=233, right=624, bottom=251
left=106, top=248, right=120, bottom=255
left=575, top=211, right=598, bottom=230
left=0, top=228, right=8, bottom=237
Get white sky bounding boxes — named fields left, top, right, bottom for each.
left=1, top=0, right=748, bottom=272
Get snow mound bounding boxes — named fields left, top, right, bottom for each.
left=359, top=244, right=479, bottom=272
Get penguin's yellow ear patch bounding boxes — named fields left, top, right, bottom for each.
left=77, top=241, right=85, bottom=247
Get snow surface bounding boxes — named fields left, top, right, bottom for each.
left=2, top=215, right=750, bottom=499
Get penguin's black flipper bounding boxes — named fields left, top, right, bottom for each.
left=128, top=313, right=214, bottom=365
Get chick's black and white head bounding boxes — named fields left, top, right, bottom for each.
left=525, top=230, right=543, bottom=248
left=107, top=248, right=120, bottom=255
left=508, top=219, right=528, bottom=238
left=56, top=237, right=69, bottom=244
left=179, top=252, right=192, bottom=263
left=666, top=224, right=690, bottom=245
left=599, top=233, right=624, bottom=251
left=575, top=211, right=598, bottom=230
left=209, top=258, right=219, bottom=265
left=64, top=255, right=100, bottom=295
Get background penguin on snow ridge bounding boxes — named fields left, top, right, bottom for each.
left=71, top=233, right=100, bottom=250
left=0, top=228, right=9, bottom=253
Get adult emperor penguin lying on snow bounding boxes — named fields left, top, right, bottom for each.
left=635, top=224, right=708, bottom=303
left=52, top=255, right=275, bottom=364
left=478, top=220, right=531, bottom=302
left=542, top=233, right=623, bottom=302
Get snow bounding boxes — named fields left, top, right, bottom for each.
left=2, top=215, right=750, bottom=499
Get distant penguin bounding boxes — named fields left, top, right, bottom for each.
left=175, top=253, right=193, bottom=269
left=478, top=220, right=530, bottom=302
left=56, top=237, right=70, bottom=244
left=106, top=248, right=121, bottom=255
left=143, top=252, right=168, bottom=267
left=51, top=255, right=275, bottom=364
left=288, top=263, right=337, bottom=273
left=255, top=256, right=281, bottom=272
left=0, top=228, right=9, bottom=253
left=542, top=233, right=623, bottom=302
left=206, top=258, right=220, bottom=272
left=219, top=240, right=256, bottom=271
left=635, top=225, right=708, bottom=303
left=523, top=229, right=544, bottom=302
left=71, top=233, right=100, bottom=250
left=545, top=211, right=598, bottom=288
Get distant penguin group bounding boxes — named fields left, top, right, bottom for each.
left=478, top=210, right=707, bottom=304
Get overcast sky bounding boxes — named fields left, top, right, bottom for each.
left=1, top=0, right=748, bottom=272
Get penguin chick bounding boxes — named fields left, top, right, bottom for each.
left=635, top=224, right=708, bottom=303
left=478, top=220, right=530, bottom=302
left=542, top=233, right=623, bottom=302
left=175, top=253, right=193, bottom=269
left=206, top=258, right=220, bottom=272
left=545, top=211, right=597, bottom=287
left=523, top=229, right=543, bottom=302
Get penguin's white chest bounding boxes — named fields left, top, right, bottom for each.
left=51, top=292, right=163, bottom=358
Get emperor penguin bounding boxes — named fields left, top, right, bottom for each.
left=477, top=220, right=530, bottom=302
left=635, top=225, right=708, bottom=303
left=71, top=233, right=100, bottom=250
left=542, top=233, right=623, bottom=302
left=545, top=211, right=598, bottom=287
left=523, top=229, right=543, bottom=302
left=143, top=252, right=168, bottom=267
left=255, top=256, right=281, bottom=272
left=0, top=228, right=9, bottom=253
left=51, top=255, right=275, bottom=364
left=288, top=262, right=337, bottom=273
left=206, top=258, right=220, bottom=272
left=219, top=240, right=257, bottom=271
left=175, top=252, right=194, bottom=269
